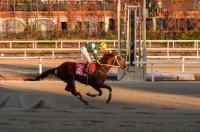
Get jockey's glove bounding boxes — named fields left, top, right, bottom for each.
left=96, top=60, right=100, bottom=64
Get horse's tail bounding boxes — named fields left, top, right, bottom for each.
left=25, top=68, right=56, bottom=81
left=35, top=68, right=56, bottom=80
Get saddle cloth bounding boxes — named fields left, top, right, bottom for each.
left=75, top=62, right=96, bottom=76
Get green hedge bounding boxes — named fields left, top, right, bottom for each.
left=147, top=31, right=200, bottom=40
left=1, top=31, right=200, bottom=40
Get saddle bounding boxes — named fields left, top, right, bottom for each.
left=75, top=62, right=96, bottom=76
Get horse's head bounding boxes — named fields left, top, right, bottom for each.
left=112, top=54, right=128, bottom=69
left=100, top=53, right=127, bottom=69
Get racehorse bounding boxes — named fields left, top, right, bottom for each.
left=27, top=53, right=127, bottom=105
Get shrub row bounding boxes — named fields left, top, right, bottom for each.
left=0, top=31, right=199, bottom=40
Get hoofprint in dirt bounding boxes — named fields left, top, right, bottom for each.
left=0, top=81, right=199, bottom=132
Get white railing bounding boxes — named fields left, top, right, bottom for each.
left=145, top=40, right=200, bottom=48
left=134, top=60, right=200, bottom=82
left=0, top=40, right=200, bottom=81
left=0, top=56, right=200, bottom=81
left=0, top=39, right=199, bottom=60
left=0, top=40, right=118, bottom=49
left=0, top=39, right=199, bottom=48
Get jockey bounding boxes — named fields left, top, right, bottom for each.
left=80, top=42, right=107, bottom=73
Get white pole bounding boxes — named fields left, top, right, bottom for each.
left=143, top=0, right=146, bottom=52
left=117, top=0, right=121, bottom=52
left=143, top=0, right=147, bottom=80
left=52, top=50, right=55, bottom=59
left=39, top=57, right=42, bottom=74
left=24, top=50, right=27, bottom=60
left=182, top=57, right=185, bottom=72
left=61, top=41, right=63, bottom=48
left=151, top=63, right=154, bottom=82
left=9, top=42, right=12, bottom=49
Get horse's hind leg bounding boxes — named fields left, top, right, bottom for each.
left=67, top=81, right=89, bottom=105
left=71, top=88, right=89, bottom=105
left=86, top=87, right=102, bottom=97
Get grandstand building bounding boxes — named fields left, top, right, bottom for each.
left=0, top=0, right=199, bottom=38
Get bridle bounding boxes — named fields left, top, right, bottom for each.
left=100, top=54, right=124, bottom=68
left=97, top=55, right=125, bottom=74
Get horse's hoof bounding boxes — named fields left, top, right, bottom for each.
left=86, top=93, right=91, bottom=96
left=24, top=78, right=36, bottom=81
left=85, top=102, right=89, bottom=105
left=86, top=93, right=97, bottom=97
left=65, top=88, right=71, bottom=92
left=106, top=100, right=110, bottom=104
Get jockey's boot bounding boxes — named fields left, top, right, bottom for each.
left=85, top=63, right=89, bottom=84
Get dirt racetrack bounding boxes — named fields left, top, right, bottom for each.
left=0, top=80, right=199, bottom=132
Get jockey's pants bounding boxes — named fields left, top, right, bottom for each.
left=80, top=47, right=92, bottom=63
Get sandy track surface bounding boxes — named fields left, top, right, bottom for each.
left=0, top=81, right=199, bottom=132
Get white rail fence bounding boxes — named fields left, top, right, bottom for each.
left=0, top=40, right=118, bottom=49
left=0, top=40, right=199, bottom=81
left=143, top=60, right=200, bottom=82
left=0, top=56, right=200, bottom=81
left=0, top=40, right=200, bottom=59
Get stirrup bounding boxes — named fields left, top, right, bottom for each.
left=85, top=74, right=89, bottom=84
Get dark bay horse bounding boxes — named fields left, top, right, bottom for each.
left=28, top=53, right=127, bottom=105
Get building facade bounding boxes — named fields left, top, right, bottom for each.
left=148, top=0, right=200, bottom=31
left=0, top=0, right=199, bottom=39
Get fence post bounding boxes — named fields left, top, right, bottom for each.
left=114, top=41, right=116, bottom=48
left=149, top=40, right=151, bottom=48
left=61, top=41, right=63, bottom=48
left=52, top=50, right=55, bottom=59
left=55, top=41, right=58, bottom=48
left=197, top=41, right=199, bottom=60
left=24, top=50, right=27, bottom=60
left=39, top=57, right=42, bottom=74
left=9, top=42, right=12, bottom=49
left=35, top=41, right=37, bottom=48
left=167, top=41, right=169, bottom=60
left=172, top=41, right=175, bottom=48
left=32, top=41, right=35, bottom=48
left=78, top=41, right=81, bottom=48
left=182, top=57, right=185, bottom=72
left=151, top=63, right=154, bottom=82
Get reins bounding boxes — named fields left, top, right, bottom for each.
left=100, top=64, right=120, bottom=67
left=97, top=55, right=123, bottom=74
left=100, top=55, right=122, bottom=68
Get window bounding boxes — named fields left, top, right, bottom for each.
left=61, top=22, right=67, bottom=30
left=109, top=18, right=115, bottom=30
left=83, top=22, right=89, bottom=32
left=187, top=19, right=195, bottom=31
left=75, top=22, right=82, bottom=31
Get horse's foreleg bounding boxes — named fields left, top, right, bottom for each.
left=87, top=83, right=112, bottom=104
left=65, top=85, right=71, bottom=92
left=99, top=84, right=112, bottom=104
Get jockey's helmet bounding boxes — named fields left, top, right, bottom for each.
left=99, top=42, right=107, bottom=49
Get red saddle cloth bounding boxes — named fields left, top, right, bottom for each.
left=88, top=62, right=96, bottom=75
left=75, top=62, right=96, bottom=75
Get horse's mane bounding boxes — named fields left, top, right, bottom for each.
left=99, top=53, right=117, bottom=63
